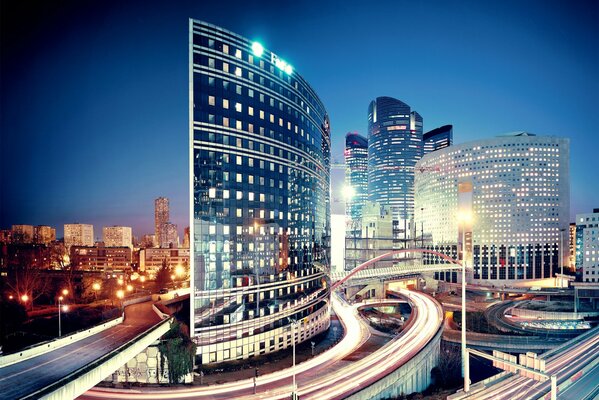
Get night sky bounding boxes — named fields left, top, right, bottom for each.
left=1, top=0, right=598, bottom=239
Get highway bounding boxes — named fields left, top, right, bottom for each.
left=463, top=325, right=599, bottom=399
left=81, top=289, right=443, bottom=400
left=0, top=302, right=161, bottom=400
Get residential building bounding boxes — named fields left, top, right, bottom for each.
left=64, top=223, right=94, bottom=251
left=139, top=247, right=190, bottom=277
left=367, top=96, right=423, bottom=233
left=103, top=226, right=133, bottom=250
left=190, top=20, right=331, bottom=365
left=162, top=222, right=179, bottom=248
left=155, top=197, right=169, bottom=247
left=576, top=209, right=599, bottom=282
left=423, top=124, right=453, bottom=154
left=415, top=132, right=570, bottom=284
left=11, top=225, right=34, bottom=243
left=140, top=234, right=157, bottom=248
left=34, top=225, right=56, bottom=244
left=183, top=226, right=190, bottom=248
left=70, top=244, right=132, bottom=272
left=569, top=222, right=576, bottom=271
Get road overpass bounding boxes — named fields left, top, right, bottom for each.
left=449, top=324, right=599, bottom=399
left=0, top=301, right=172, bottom=400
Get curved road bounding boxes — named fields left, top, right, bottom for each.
left=81, top=289, right=443, bottom=400
left=0, top=302, right=161, bottom=400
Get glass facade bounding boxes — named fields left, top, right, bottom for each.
left=190, top=20, right=331, bottom=365
left=367, top=97, right=423, bottom=222
left=423, top=124, right=453, bottom=155
left=344, top=133, right=368, bottom=225
left=415, top=132, right=570, bottom=283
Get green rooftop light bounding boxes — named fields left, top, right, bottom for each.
left=252, top=42, right=264, bottom=57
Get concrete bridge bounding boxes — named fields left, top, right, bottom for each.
left=0, top=300, right=173, bottom=400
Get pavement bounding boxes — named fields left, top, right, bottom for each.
left=0, top=301, right=161, bottom=400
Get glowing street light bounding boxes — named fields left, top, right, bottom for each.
left=117, top=278, right=124, bottom=286
left=21, top=294, right=29, bottom=303
left=62, top=288, right=69, bottom=297
left=58, top=295, right=67, bottom=337
left=92, top=282, right=101, bottom=301
left=116, top=290, right=124, bottom=299
left=126, top=284, right=133, bottom=292
left=175, top=264, right=185, bottom=277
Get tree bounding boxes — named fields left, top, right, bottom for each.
left=5, top=248, right=50, bottom=307
left=158, top=321, right=196, bottom=385
left=156, top=258, right=172, bottom=289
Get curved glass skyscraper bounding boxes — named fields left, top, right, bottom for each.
left=344, top=133, right=368, bottom=224
left=190, top=20, right=331, bottom=365
left=367, top=97, right=423, bottom=224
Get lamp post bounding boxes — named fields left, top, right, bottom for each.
left=288, top=318, right=299, bottom=400
left=458, top=210, right=472, bottom=393
left=92, top=282, right=101, bottom=302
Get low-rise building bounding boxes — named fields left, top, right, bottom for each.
left=139, top=247, right=189, bottom=278
left=70, top=244, right=132, bottom=272
left=576, top=208, right=599, bottom=283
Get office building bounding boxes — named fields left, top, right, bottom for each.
left=155, top=197, right=169, bottom=247
left=415, top=132, right=570, bottom=284
left=569, top=223, right=576, bottom=271
left=367, top=96, right=423, bottom=230
left=190, top=20, right=331, bottom=365
left=576, top=209, right=599, bottom=283
left=423, top=124, right=453, bottom=154
left=64, top=223, right=94, bottom=251
left=344, top=133, right=368, bottom=227
left=103, top=226, right=133, bottom=250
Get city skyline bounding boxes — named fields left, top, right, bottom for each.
left=2, top=0, right=598, bottom=236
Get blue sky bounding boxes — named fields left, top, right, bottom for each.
left=1, top=0, right=597, bottom=238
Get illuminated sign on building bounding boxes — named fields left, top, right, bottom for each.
left=252, top=41, right=293, bottom=75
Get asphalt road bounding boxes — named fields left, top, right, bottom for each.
left=560, top=362, right=599, bottom=400
left=0, top=302, right=160, bottom=400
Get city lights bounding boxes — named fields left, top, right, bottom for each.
left=251, top=41, right=264, bottom=57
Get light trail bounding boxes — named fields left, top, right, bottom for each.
left=81, top=289, right=443, bottom=400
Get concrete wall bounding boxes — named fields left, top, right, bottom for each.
left=103, top=344, right=192, bottom=385
left=346, top=325, right=442, bottom=399
left=0, top=316, right=123, bottom=368
left=40, top=318, right=172, bottom=400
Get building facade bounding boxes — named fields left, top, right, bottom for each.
left=139, top=247, right=190, bottom=278
left=64, top=223, right=94, bottom=251
left=569, top=222, right=576, bottom=271
left=70, top=244, right=132, bottom=272
left=34, top=225, right=56, bottom=244
left=576, top=209, right=599, bottom=283
left=367, top=97, right=423, bottom=228
left=103, top=226, right=133, bottom=250
left=155, top=197, right=169, bottom=247
left=344, top=132, right=368, bottom=226
left=415, top=133, right=570, bottom=284
left=423, top=124, right=453, bottom=155
left=11, top=225, right=34, bottom=243
left=190, top=20, right=331, bottom=365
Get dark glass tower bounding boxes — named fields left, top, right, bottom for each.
left=344, top=133, right=368, bottom=224
left=367, top=97, right=423, bottom=223
left=190, top=20, right=331, bottom=365
left=423, top=124, right=453, bottom=154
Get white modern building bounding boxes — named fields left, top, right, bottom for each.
left=103, top=226, right=133, bottom=250
left=576, top=209, right=599, bottom=283
left=64, top=223, right=94, bottom=251
left=414, top=132, right=570, bottom=285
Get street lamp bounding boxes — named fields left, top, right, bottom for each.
left=92, top=282, right=101, bottom=301
left=57, top=295, right=68, bottom=337
left=116, top=289, right=124, bottom=311
left=288, top=319, right=299, bottom=400
left=457, top=210, right=472, bottom=393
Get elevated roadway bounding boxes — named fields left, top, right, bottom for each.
left=81, top=289, right=443, bottom=400
left=0, top=301, right=169, bottom=399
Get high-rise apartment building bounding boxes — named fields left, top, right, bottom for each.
left=576, top=209, right=599, bottom=282
left=415, top=132, right=570, bottom=284
left=64, top=223, right=94, bottom=251
left=34, top=225, right=56, bottom=244
left=344, top=133, right=368, bottom=225
left=155, top=197, right=169, bottom=247
left=367, top=97, right=423, bottom=226
left=183, top=226, right=190, bottom=248
left=163, top=222, right=179, bottom=248
left=423, top=124, right=453, bottom=154
left=190, top=20, right=331, bottom=365
left=11, top=225, right=34, bottom=243
left=103, top=226, right=133, bottom=250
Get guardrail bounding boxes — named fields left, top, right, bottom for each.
left=22, top=316, right=173, bottom=400
left=0, top=316, right=123, bottom=368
